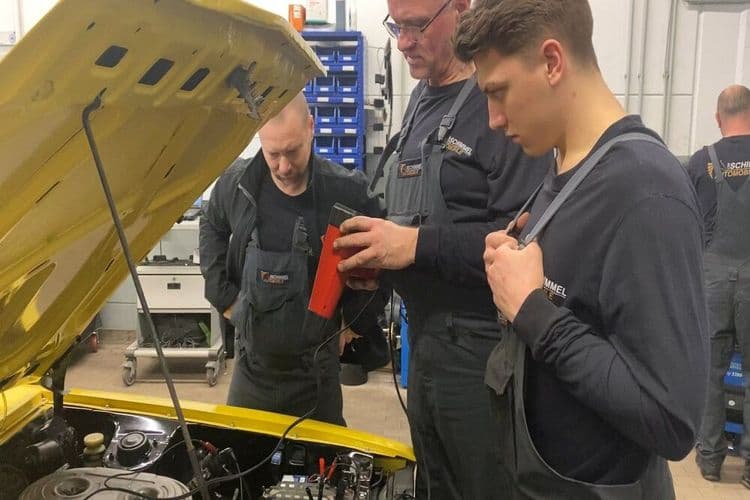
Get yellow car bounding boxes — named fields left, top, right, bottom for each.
left=0, top=1, right=414, bottom=498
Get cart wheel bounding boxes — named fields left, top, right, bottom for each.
left=206, top=367, right=218, bottom=387
left=88, top=332, right=100, bottom=353
left=122, top=361, right=136, bottom=386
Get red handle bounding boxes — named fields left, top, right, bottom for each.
left=308, top=224, right=347, bottom=319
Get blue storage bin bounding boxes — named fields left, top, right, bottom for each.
left=337, top=105, right=358, bottom=124
left=314, top=46, right=336, bottom=63
left=314, top=76, right=335, bottom=94
left=723, top=351, right=744, bottom=440
left=400, top=304, right=409, bottom=388
left=335, top=156, right=363, bottom=170
left=724, top=351, right=744, bottom=390
left=337, top=136, right=360, bottom=155
left=337, top=45, right=359, bottom=63
left=337, top=75, right=358, bottom=94
left=314, top=136, right=336, bottom=155
left=315, top=105, right=336, bottom=124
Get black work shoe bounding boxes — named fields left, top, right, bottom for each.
left=695, top=453, right=721, bottom=482
left=340, top=363, right=368, bottom=386
left=741, top=461, right=750, bottom=489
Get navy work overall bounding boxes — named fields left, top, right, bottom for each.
left=227, top=212, right=344, bottom=426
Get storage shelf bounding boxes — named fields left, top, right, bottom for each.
left=303, top=30, right=365, bottom=171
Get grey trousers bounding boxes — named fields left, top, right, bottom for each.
left=697, top=260, right=750, bottom=464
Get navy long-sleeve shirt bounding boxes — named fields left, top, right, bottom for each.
left=389, top=78, right=551, bottom=328
left=509, top=116, right=708, bottom=483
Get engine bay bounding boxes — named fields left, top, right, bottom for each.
left=0, top=407, right=414, bottom=499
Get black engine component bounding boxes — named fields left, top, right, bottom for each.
left=1, top=408, right=413, bottom=500
left=101, top=414, right=178, bottom=471
left=116, top=431, right=153, bottom=467
left=22, top=415, right=78, bottom=476
left=0, top=464, right=29, bottom=500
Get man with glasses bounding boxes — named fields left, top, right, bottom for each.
left=334, top=1, right=550, bottom=497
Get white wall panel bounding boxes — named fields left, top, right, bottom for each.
left=664, top=95, right=694, bottom=156
left=0, top=0, right=17, bottom=34
left=20, top=0, right=56, bottom=33
left=672, top=3, right=699, bottom=96
left=591, top=0, right=631, bottom=96
left=642, top=0, right=672, bottom=95
left=690, top=5, right=750, bottom=153
left=0, top=0, right=19, bottom=57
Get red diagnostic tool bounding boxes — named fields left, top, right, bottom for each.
left=308, top=203, right=379, bottom=319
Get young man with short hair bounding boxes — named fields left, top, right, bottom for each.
left=455, top=1, right=708, bottom=497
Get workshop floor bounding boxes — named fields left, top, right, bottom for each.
left=67, top=331, right=749, bottom=500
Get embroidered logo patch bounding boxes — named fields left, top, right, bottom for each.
left=259, top=270, right=289, bottom=285
left=445, top=136, right=473, bottom=157
left=543, top=276, right=567, bottom=304
left=398, top=160, right=422, bottom=178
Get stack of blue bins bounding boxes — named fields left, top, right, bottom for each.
left=303, top=31, right=366, bottom=171
left=400, top=303, right=409, bottom=388
left=725, top=351, right=745, bottom=453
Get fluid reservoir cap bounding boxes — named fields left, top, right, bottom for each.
left=117, top=431, right=152, bottom=466
left=83, top=433, right=105, bottom=451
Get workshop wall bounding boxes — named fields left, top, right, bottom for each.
left=240, top=0, right=750, bottom=158
left=2, top=0, right=749, bottom=328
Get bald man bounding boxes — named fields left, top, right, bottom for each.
left=689, top=84, right=750, bottom=487
left=199, top=93, right=382, bottom=424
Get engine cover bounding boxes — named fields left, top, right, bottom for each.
left=20, top=467, right=189, bottom=499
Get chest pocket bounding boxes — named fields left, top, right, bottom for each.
left=248, top=253, right=301, bottom=311
left=241, top=237, right=314, bottom=357
left=385, top=155, right=428, bottom=226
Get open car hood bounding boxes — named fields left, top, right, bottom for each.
left=0, top=0, right=324, bottom=389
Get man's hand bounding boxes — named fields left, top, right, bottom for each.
left=222, top=300, right=237, bottom=320
left=334, top=216, right=418, bottom=272
left=484, top=237, right=544, bottom=323
left=339, top=327, right=361, bottom=356
left=485, top=212, right=530, bottom=251
left=345, top=277, right=380, bottom=291
left=483, top=213, right=543, bottom=323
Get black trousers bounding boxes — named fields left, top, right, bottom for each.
left=407, top=320, right=512, bottom=499
left=220, top=316, right=235, bottom=358
left=227, top=349, right=345, bottom=427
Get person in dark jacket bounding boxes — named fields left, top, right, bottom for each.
left=455, top=0, right=708, bottom=498
left=689, top=85, right=750, bottom=487
left=333, top=1, right=551, bottom=497
left=199, top=93, right=382, bottom=425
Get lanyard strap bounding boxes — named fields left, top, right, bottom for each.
left=395, top=83, right=427, bottom=154
left=706, top=144, right=725, bottom=183
left=397, top=77, right=476, bottom=154
left=509, top=132, right=664, bottom=247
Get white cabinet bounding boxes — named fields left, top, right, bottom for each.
left=122, top=264, right=225, bottom=386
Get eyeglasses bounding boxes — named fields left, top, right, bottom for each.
left=382, top=0, right=452, bottom=41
